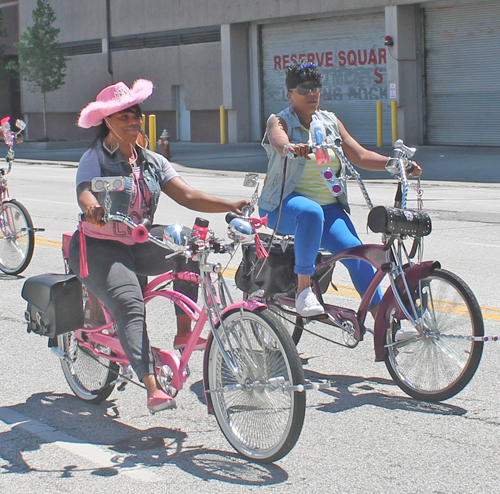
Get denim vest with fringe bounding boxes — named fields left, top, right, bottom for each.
left=94, top=142, right=166, bottom=220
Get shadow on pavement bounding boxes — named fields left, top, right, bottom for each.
left=303, top=368, right=467, bottom=416
left=0, top=392, right=288, bottom=485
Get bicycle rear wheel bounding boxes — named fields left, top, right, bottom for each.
left=384, top=268, right=484, bottom=402
left=0, top=200, right=34, bottom=275
left=57, top=291, right=118, bottom=403
left=206, top=308, right=306, bottom=463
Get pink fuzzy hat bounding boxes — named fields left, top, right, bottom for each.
left=77, top=79, right=154, bottom=128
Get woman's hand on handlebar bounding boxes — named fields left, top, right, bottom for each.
left=282, top=142, right=310, bottom=159
left=408, top=161, right=422, bottom=177
left=231, top=199, right=252, bottom=215
left=83, top=204, right=105, bottom=225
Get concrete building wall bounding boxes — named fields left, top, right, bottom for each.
left=385, top=5, right=421, bottom=145
left=18, top=0, right=106, bottom=42
left=1, top=2, right=21, bottom=119
left=10, top=0, right=498, bottom=144
left=107, top=0, right=432, bottom=30
left=1, top=2, right=19, bottom=53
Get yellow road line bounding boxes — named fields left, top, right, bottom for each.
left=36, top=237, right=500, bottom=320
left=36, top=238, right=62, bottom=248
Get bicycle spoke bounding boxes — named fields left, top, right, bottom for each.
left=385, top=269, right=483, bottom=401
left=0, top=201, right=34, bottom=274
left=207, top=308, right=305, bottom=462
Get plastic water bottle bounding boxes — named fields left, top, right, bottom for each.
left=309, top=115, right=329, bottom=164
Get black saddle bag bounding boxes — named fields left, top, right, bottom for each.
left=235, top=234, right=333, bottom=296
left=22, top=273, right=84, bottom=337
left=368, top=206, right=432, bottom=237
left=235, top=234, right=295, bottom=295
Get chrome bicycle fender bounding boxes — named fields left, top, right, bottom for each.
left=373, top=260, right=440, bottom=361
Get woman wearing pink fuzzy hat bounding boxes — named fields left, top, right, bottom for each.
left=68, top=79, right=249, bottom=413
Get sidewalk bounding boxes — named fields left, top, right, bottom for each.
left=13, top=140, right=500, bottom=182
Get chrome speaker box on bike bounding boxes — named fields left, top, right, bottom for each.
left=368, top=205, right=432, bottom=237
left=22, top=273, right=84, bottom=338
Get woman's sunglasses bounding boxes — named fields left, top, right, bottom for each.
left=291, top=85, right=322, bottom=96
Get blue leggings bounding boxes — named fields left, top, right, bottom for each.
left=260, top=193, right=382, bottom=306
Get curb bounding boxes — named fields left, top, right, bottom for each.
left=15, top=158, right=252, bottom=177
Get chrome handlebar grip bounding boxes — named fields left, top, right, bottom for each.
left=394, top=139, right=417, bottom=159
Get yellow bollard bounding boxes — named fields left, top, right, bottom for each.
left=141, top=114, right=145, bottom=132
left=220, top=105, right=226, bottom=144
left=376, top=101, right=383, bottom=147
left=149, top=114, right=156, bottom=152
left=391, top=100, right=398, bottom=145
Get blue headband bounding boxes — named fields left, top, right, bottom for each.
left=299, top=62, right=318, bottom=79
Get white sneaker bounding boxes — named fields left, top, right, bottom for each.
left=296, top=287, right=324, bottom=317
left=395, top=326, right=421, bottom=342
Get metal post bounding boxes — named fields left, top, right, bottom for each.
left=391, top=100, right=398, bottom=145
left=376, top=101, right=383, bottom=147
left=141, top=114, right=145, bottom=132
left=220, top=105, right=226, bottom=144
left=149, top=114, right=156, bottom=152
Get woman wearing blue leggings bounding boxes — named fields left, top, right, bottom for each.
left=259, top=61, right=421, bottom=317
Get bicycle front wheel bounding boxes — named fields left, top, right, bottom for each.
left=57, top=292, right=118, bottom=403
left=0, top=200, right=34, bottom=275
left=206, top=308, right=306, bottom=463
left=384, top=268, right=484, bottom=402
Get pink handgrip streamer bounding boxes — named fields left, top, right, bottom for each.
left=247, top=214, right=268, bottom=230
left=131, top=224, right=150, bottom=243
left=246, top=215, right=269, bottom=259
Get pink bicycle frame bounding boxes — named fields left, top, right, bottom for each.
left=0, top=179, right=18, bottom=235
left=65, top=260, right=265, bottom=401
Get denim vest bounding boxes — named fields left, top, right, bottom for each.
left=94, top=142, right=165, bottom=220
left=258, top=108, right=342, bottom=212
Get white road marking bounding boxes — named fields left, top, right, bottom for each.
left=0, top=407, right=163, bottom=482
left=465, top=242, right=500, bottom=248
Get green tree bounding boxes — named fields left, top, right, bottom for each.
left=11, top=0, right=68, bottom=139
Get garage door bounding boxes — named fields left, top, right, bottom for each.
left=261, top=13, right=390, bottom=145
left=425, top=1, right=500, bottom=145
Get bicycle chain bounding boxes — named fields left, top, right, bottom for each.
left=271, top=308, right=360, bottom=349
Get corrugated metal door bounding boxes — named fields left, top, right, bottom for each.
left=425, top=1, right=500, bottom=145
left=261, top=13, right=390, bottom=145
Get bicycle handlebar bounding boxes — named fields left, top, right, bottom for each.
left=79, top=210, right=249, bottom=259
left=79, top=211, right=183, bottom=251
left=285, top=139, right=417, bottom=177
left=283, top=137, right=419, bottom=211
left=1, top=117, right=26, bottom=174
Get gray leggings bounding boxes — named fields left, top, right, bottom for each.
left=68, top=226, right=199, bottom=380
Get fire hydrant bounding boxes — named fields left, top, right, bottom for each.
left=160, top=129, right=172, bottom=159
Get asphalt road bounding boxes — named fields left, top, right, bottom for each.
left=2, top=163, right=500, bottom=493
left=13, top=139, right=500, bottom=182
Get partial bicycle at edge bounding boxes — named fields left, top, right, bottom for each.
left=0, top=117, right=44, bottom=275
left=232, top=138, right=485, bottom=403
